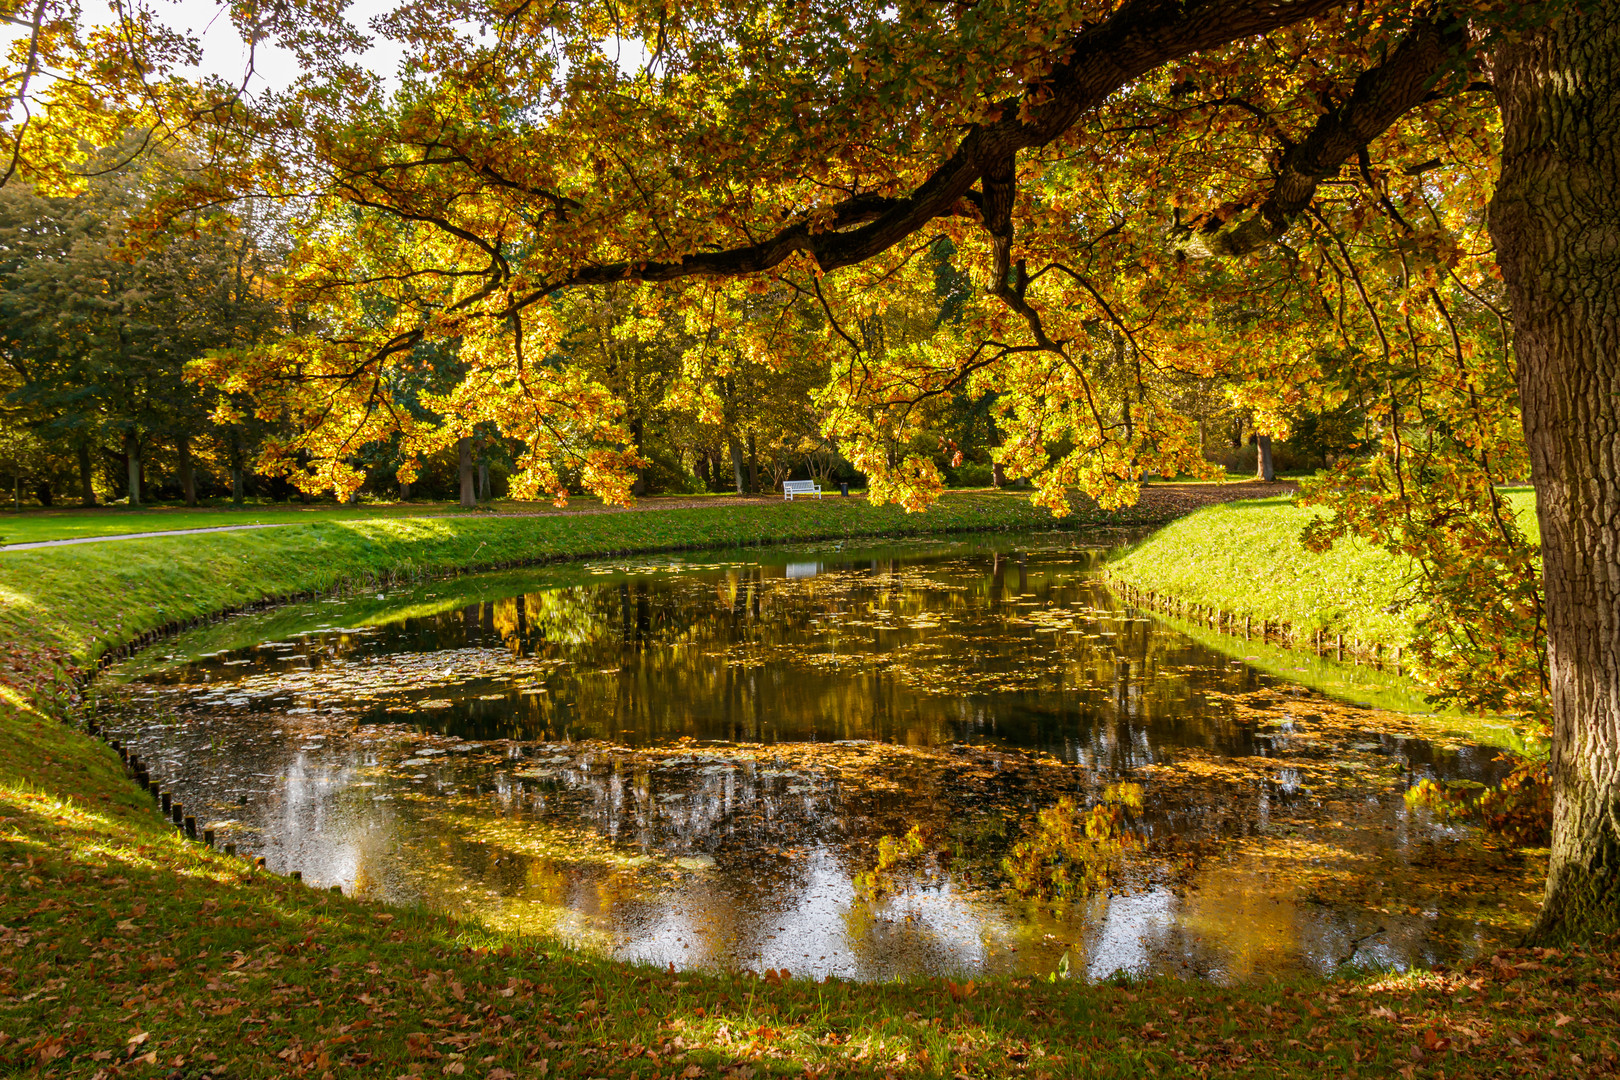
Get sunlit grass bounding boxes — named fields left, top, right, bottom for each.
left=0, top=498, right=514, bottom=545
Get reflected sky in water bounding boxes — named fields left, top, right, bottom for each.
left=103, top=534, right=1537, bottom=983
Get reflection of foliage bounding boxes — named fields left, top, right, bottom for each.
left=1002, top=784, right=1142, bottom=900
left=854, top=824, right=932, bottom=898
left=1405, top=760, right=1552, bottom=847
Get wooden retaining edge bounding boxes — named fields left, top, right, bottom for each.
left=1105, top=576, right=1407, bottom=675
left=91, top=721, right=320, bottom=886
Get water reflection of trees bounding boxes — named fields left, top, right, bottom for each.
left=384, top=555, right=1284, bottom=754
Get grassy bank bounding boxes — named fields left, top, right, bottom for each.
left=1107, top=497, right=1419, bottom=649
left=7, top=489, right=1612, bottom=1078
left=1106, top=492, right=1539, bottom=657
left=0, top=491, right=1135, bottom=663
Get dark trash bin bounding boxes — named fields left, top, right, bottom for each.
left=839, top=481, right=850, bottom=496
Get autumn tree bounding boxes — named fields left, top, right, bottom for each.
left=184, top=0, right=1620, bottom=937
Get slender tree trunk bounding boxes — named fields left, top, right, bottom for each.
left=458, top=437, right=476, bottom=508
left=728, top=435, right=746, bottom=495
left=229, top=431, right=245, bottom=505
left=178, top=435, right=197, bottom=507
left=747, top=433, right=760, bottom=494
left=400, top=479, right=411, bottom=502
left=1255, top=434, right=1275, bottom=482
left=478, top=456, right=490, bottom=502
left=723, top=374, right=747, bottom=495
left=986, top=414, right=1006, bottom=487
left=1491, top=1, right=1620, bottom=942
left=77, top=440, right=96, bottom=506
left=124, top=430, right=141, bottom=506
left=630, top=418, right=647, bottom=497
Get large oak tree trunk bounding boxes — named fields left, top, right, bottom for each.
left=1490, top=0, right=1620, bottom=941
left=1255, top=434, right=1275, bottom=482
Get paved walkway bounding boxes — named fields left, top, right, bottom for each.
left=0, top=482, right=1296, bottom=552
left=0, top=522, right=301, bottom=551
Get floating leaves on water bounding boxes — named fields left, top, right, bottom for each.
left=674, top=856, right=717, bottom=872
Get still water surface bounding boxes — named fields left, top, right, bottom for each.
left=103, top=534, right=1537, bottom=983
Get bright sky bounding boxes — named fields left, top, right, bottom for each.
left=156, top=0, right=407, bottom=94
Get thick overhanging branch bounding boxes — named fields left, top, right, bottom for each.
left=486, top=0, right=1348, bottom=309
left=1175, top=15, right=1467, bottom=259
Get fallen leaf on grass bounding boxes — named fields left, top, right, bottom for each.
left=30, top=1036, right=66, bottom=1063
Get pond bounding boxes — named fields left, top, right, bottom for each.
left=100, top=533, right=1542, bottom=984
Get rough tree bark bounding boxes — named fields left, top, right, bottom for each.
left=1490, top=0, right=1620, bottom=941
left=458, top=436, right=476, bottom=508
left=629, top=418, right=647, bottom=497
left=728, top=435, right=747, bottom=495
left=1255, top=434, right=1275, bottom=482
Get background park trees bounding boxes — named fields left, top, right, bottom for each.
left=0, top=156, right=283, bottom=504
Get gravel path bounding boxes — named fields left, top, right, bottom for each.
left=0, top=481, right=1296, bottom=552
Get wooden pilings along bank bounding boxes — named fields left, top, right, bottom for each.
left=85, top=718, right=338, bottom=893
left=1106, top=577, right=1407, bottom=674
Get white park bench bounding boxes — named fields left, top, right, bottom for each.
left=782, top=479, right=822, bottom=501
